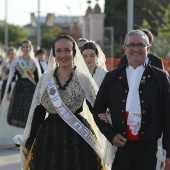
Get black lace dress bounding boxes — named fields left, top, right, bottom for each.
left=1, top=62, right=10, bottom=100
left=25, top=69, right=104, bottom=170
left=7, top=58, right=39, bottom=128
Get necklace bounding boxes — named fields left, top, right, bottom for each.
left=91, top=66, right=97, bottom=77
left=54, top=66, right=76, bottom=90
left=22, top=56, right=30, bottom=65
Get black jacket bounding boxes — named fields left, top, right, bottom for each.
left=117, top=53, right=164, bottom=70
left=93, top=64, right=170, bottom=157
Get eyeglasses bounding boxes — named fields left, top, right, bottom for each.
left=125, top=43, right=148, bottom=49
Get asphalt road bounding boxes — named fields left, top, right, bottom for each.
left=0, top=138, right=164, bottom=170
left=0, top=139, right=21, bottom=170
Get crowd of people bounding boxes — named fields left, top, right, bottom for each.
left=0, top=29, right=169, bottom=170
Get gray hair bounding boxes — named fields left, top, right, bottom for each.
left=124, top=29, right=149, bottom=45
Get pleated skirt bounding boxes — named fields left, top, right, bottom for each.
left=7, top=78, right=36, bottom=128
left=25, top=114, right=105, bottom=170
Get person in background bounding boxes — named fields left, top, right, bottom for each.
left=21, top=35, right=115, bottom=170
left=35, top=48, right=48, bottom=73
left=0, top=47, right=6, bottom=81
left=33, top=45, right=40, bottom=56
left=0, top=47, right=17, bottom=100
left=81, top=41, right=107, bottom=87
left=117, top=29, right=164, bottom=70
left=93, top=30, right=170, bottom=170
left=0, top=40, right=41, bottom=140
left=166, top=51, right=170, bottom=75
left=77, top=37, right=89, bottom=49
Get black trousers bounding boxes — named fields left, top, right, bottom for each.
left=112, top=140, right=157, bottom=170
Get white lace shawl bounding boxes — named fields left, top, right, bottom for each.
left=95, top=43, right=107, bottom=71
left=93, top=66, right=107, bottom=87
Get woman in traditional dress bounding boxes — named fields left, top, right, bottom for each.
left=0, top=47, right=17, bottom=100
left=0, top=40, right=41, bottom=139
left=80, top=41, right=112, bottom=124
left=21, top=35, right=115, bottom=170
left=80, top=41, right=107, bottom=87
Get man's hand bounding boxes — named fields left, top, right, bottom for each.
left=112, top=133, right=127, bottom=147
left=165, top=158, right=170, bottom=170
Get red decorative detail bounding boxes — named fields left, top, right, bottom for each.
left=125, top=111, right=140, bottom=141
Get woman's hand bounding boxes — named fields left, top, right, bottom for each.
left=98, top=113, right=110, bottom=123
left=98, top=110, right=112, bottom=124
left=160, top=161, right=166, bottom=169
left=23, top=148, right=30, bottom=160
left=2, top=66, right=7, bottom=72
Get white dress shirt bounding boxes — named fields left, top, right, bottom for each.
left=125, top=65, right=145, bottom=135
left=40, top=61, right=48, bottom=72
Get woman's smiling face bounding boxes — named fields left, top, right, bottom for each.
left=54, top=39, right=74, bottom=68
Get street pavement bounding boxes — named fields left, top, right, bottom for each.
left=0, top=139, right=21, bottom=170
left=0, top=139, right=164, bottom=170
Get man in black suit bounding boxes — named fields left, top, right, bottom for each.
left=36, top=49, right=48, bottom=74
left=93, top=30, right=170, bottom=170
left=117, top=29, right=164, bottom=70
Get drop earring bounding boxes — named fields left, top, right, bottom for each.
left=55, top=59, right=59, bottom=67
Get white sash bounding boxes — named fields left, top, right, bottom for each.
left=47, top=77, right=104, bottom=160
left=19, top=59, right=36, bottom=85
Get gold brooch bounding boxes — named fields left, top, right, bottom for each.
left=50, top=88, right=56, bottom=95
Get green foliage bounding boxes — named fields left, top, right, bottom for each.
left=41, top=26, right=60, bottom=49
left=104, top=0, right=170, bottom=58
left=151, top=37, right=169, bottom=59
left=141, top=3, right=170, bottom=58
left=135, top=19, right=151, bottom=30
left=0, top=24, right=27, bottom=48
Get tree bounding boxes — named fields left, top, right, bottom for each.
left=41, top=24, right=82, bottom=50
left=136, top=3, right=170, bottom=58
left=41, top=26, right=60, bottom=49
left=0, top=24, right=28, bottom=48
left=148, top=4, right=170, bottom=58
left=104, top=0, right=170, bottom=57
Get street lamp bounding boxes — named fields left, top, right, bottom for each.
left=37, top=0, right=41, bottom=48
left=5, top=0, right=8, bottom=50
left=127, top=0, right=134, bottom=32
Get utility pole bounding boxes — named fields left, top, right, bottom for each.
left=127, top=0, right=134, bottom=32
left=5, top=0, right=8, bottom=50
left=37, top=0, right=41, bottom=47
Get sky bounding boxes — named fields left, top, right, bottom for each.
left=0, top=0, right=105, bottom=26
